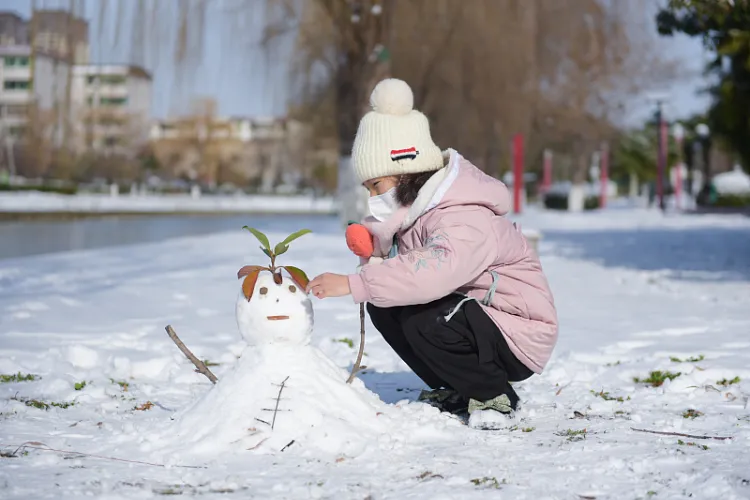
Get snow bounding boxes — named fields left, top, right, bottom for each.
left=1, top=207, right=750, bottom=498
left=713, top=166, right=750, bottom=195
left=0, top=192, right=335, bottom=214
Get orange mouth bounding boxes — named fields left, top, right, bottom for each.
left=266, top=315, right=290, bottom=321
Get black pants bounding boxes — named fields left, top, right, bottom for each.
left=367, top=294, right=533, bottom=408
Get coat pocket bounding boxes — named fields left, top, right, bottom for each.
left=494, top=287, right=530, bottom=320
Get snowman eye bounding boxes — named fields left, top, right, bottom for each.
left=259, top=287, right=268, bottom=295
left=288, top=285, right=297, bottom=293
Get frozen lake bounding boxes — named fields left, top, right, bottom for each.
left=0, top=213, right=340, bottom=261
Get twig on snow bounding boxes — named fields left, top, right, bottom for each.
left=0, top=441, right=205, bottom=468
left=271, top=376, right=290, bottom=430
left=247, top=438, right=269, bottom=451
left=555, top=382, right=572, bottom=396
left=631, top=427, right=733, bottom=441
left=347, top=303, right=366, bottom=384
left=165, top=325, right=218, bottom=384
left=280, top=439, right=295, bottom=452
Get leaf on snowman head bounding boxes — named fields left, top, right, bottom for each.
left=237, top=265, right=267, bottom=279
left=242, top=226, right=271, bottom=251
left=273, top=229, right=311, bottom=257
left=274, top=243, right=289, bottom=257
left=280, top=229, right=312, bottom=247
left=242, top=269, right=263, bottom=301
left=283, top=266, right=309, bottom=290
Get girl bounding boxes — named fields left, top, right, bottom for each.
left=308, top=79, right=558, bottom=425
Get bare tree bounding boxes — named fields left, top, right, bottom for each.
left=82, top=0, right=683, bottom=198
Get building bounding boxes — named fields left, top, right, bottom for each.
left=0, top=12, right=28, bottom=47
left=0, top=45, right=69, bottom=142
left=31, top=10, right=89, bottom=64
left=71, top=65, right=152, bottom=155
left=0, top=10, right=89, bottom=64
left=149, top=115, right=311, bottom=190
left=0, top=9, right=88, bottom=147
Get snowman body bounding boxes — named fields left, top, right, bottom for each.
left=159, top=269, right=386, bottom=459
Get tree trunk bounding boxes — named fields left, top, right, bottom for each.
left=333, top=2, right=393, bottom=227
left=629, top=171, right=638, bottom=198
left=334, top=60, right=364, bottom=227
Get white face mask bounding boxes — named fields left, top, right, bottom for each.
left=367, top=187, right=399, bottom=222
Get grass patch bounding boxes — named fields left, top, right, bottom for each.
left=0, top=183, right=77, bottom=195
left=51, top=401, right=75, bottom=409
left=591, top=389, right=630, bottom=402
left=470, top=477, right=504, bottom=489
left=1, top=373, right=40, bottom=383
left=134, top=401, right=154, bottom=411
left=647, top=492, right=657, bottom=497
left=333, top=338, right=354, bottom=348
left=74, top=381, right=87, bottom=391
left=605, top=361, right=621, bottom=367
left=0, top=449, right=29, bottom=458
left=682, top=409, right=704, bottom=419
left=717, top=376, right=740, bottom=387
left=153, top=485, right=194, bottom=495
left=109, top=378, right=129, bottom=391
left=522, top=427, right=535, bottom=433
left=670, top=355, right=705, bottom=363
left=633, top=370, right=681, bottom=387
left=677, top=439, right=709, bottom=450
left=14, top=397, right=75, bottom=410
left=556, top=428, right=587, bottom=441
left=24, top=399, right=50, bottom=410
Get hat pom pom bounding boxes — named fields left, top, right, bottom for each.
left=370, top=78, right=414, bottom=116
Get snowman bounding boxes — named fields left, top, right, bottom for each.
left=159, top=228, right=387, bottom=458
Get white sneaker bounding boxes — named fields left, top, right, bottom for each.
left=467, top=408, right=513, bottom=430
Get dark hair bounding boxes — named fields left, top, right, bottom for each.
left=395, top=171, right=433, bottom=206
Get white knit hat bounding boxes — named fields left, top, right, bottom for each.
left=351, top=78, right=443, bottom=184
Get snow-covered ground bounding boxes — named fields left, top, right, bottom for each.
left=0, top=192, right=335, bottom=214
left=1, top=207, right=750, bottom=499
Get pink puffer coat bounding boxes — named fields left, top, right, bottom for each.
left=347, top=149, right=558, bottom=373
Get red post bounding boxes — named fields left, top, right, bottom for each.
left=542, top=149, right=552, bottom=195
left=673, top=130, right=684, bottom=210
left=599, top=142, right=609, bottom=209
left=674, top=164, right=682, bottom=210
left=656, top=102, right=667, bottom=212
left=512, top=133, right=524, bottom=214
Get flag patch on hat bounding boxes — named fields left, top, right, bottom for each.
left=390, top=147, right=419, bottom=162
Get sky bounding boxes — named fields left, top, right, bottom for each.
left=3, top=0, right=713, bottom=128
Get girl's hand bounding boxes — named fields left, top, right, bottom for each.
left=307, top=273, right=351, bottom=299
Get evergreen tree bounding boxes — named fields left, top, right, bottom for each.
left=657, top=0, right=750, bottom=171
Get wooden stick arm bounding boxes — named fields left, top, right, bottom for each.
left=346, top=303, right=366, bottom=384
left=165, top=325, right=218, bottom=384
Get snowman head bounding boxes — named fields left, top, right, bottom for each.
left=235, top=269, right=313, bottom=346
